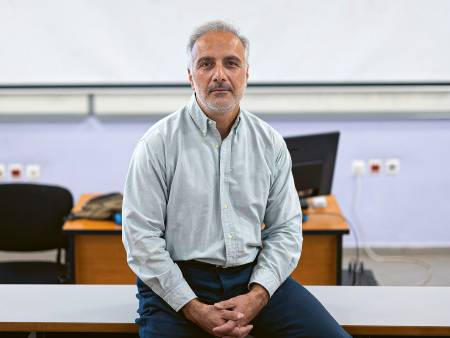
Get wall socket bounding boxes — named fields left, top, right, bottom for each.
left=0, top=163, right=42, bottom=180
left=352, top=160, right=365, bottom=176
left=385, top=158, right=400, bottom=175
left=368, top=159, right=382, bottom=174
left=352, top=158, right=400, bottom=176
left=9, top=163, right=23, bottom=179
left=26, top=164, right=41, bottom=179
left=0, top=164, right=5, bottom=179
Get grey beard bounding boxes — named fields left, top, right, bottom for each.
left=204, top=100, right=236, bottom=114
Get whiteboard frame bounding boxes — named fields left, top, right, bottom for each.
left=1, top=83, right=449, bottom=118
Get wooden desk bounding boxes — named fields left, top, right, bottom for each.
left=63, top=194, right=133, bottom=284
left=63, top=194, right=349, bottom=285
left=296, top=195, right=350, bottom=285
left=2, top=285, right=450, bottom=336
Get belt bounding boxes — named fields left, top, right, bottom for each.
left=175, top=260, right=255, bottom=272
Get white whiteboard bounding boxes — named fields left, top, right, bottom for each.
left=1, top=0, right=449, bottom=84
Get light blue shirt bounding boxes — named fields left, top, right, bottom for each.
left=122, top=95, right=302, bottom=311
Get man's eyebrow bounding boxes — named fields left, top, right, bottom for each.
left=224, top=55, right=242, bottom=62
left=196, top=56, right=214, bottom=64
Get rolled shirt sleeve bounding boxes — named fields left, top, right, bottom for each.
left=122, top=134, right=197, bottom=311
left=249, top=134, right=303, bottom=297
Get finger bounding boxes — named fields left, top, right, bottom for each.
left=237, top=324, right=253, bottom=338
left=212, top=319, right=237, bottom=336
left=214, top=299, right=236, bottom=310
left=229, top=324, right=253, bottom=337
left=220, top=309, right=244, bottom=321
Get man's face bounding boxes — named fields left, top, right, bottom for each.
left=188, top=31, right=249, bottom=116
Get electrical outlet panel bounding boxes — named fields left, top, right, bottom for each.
left=368, top=159, right=382, bottom=174
left=26, top=164, right=41, bottom=179
left=385, top=158, right=400, bottom=175
left=0, top=164, right=5, bottom=179
left=9, top=163, right=23, bottom=179
left=352, top=160, right=365, bottom=176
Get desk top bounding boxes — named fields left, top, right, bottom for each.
left=304, top=195, right=349, bottom=233
left=63, top=194, right=122, bottom=232
left=1, top=285, right=449, bottom=335
left=63, top=194, right=349, bottom=234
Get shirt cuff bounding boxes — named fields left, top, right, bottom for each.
left=161, top=279, right=197, bottom=312
left=248, top=266, right=281, bottom=297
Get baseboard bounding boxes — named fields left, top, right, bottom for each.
left=343, top=246, right=450, bottom=256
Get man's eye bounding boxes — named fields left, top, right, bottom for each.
left=227, top=61, right=240, bottom=67
left=200, top=62, right=211, bottom=68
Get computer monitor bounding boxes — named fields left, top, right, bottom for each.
left=284, top=131, right=339, bottom=198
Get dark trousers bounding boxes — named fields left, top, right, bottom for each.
left=136, top=262, right=351, bottom=338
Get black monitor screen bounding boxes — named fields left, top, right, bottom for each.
left=284, top=132, right=339, bottom=198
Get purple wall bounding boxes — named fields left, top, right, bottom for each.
left=1, top=116, right=449, bottom=247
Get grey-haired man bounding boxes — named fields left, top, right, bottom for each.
left=123, top=21, right=351, bottom=338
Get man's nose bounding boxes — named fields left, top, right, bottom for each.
left=212, top=65, right=226, bottom=82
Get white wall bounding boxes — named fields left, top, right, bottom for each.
left=1, top=0, right=450, bottom=84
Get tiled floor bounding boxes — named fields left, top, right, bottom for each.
left=343, top=247, right=450, bottom=286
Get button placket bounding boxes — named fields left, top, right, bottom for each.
left=222, top=137, right=238, bottom=265
left=217, top=133, right=228, bottom=264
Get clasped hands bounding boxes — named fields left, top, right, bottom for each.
left=182, top=284, right=269, bottom=338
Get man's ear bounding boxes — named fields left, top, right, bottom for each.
left=187, top=68, right=195, bottom=90
left=246, top=65, right=250, bottom=82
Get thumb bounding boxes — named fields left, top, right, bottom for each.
left=214, top=299, right=236, bottom=310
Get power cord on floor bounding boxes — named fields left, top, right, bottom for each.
left=351, top=175, right=432, bottom=286
left=306, top=211, right=362, bottom=285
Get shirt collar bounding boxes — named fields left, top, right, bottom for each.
left=188, top=94, right=209, bottom=135
left=188, top=93, right=242, bottom=135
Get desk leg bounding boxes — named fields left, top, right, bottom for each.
left=336, top=234, right=343, bottom=285
left=66, top=236, right=75, bottom=284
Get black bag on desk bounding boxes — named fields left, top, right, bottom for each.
left=67, top=192, right=123, bottom=220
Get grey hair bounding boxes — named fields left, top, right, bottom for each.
left=186, top=20, right=249, bottom=69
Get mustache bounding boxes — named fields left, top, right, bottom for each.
left=208, top=83, right=232, bottom=93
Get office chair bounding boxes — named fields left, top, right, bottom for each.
left=0, top=183, right=73, bottom=284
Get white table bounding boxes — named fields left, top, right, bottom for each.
left=1, top=285, right=450, bottom=336
left=0, top=285, right=136, bottom=333
left=309, top=286, right=450, bottom=336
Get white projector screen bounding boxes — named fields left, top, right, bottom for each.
left=1, top=0, right=449, bottom=85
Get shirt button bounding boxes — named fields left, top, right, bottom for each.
left=224, top=204, right=228, bottom=209
left=215, top=144, right=219, bottom=149
left=228, top=233, right=234, bottom=239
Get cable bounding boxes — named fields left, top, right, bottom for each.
left=351, top=175, right=432, bottom=286
left=306, top=211, right=362, bottom=285
left=307, top=174, right=433, bottom=286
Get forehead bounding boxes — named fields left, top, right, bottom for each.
left=192, top=31, right=245, bottom=61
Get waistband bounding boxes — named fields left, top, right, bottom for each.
left=175, top=260, right=255, bottom=272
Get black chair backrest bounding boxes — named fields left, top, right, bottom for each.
left=0, top=183, right=73, bottom=251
